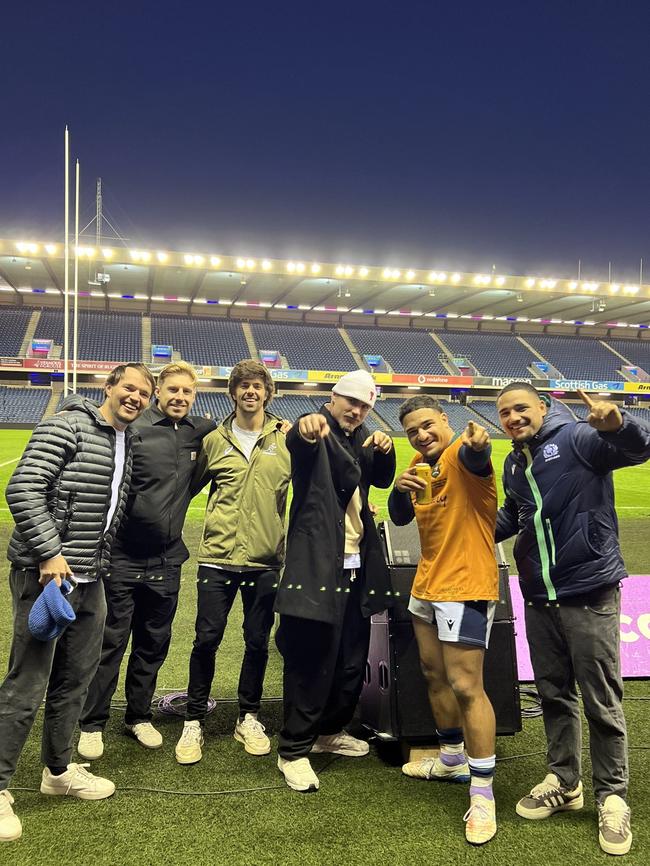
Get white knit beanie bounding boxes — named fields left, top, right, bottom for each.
left=332, top=369, right=377, bottom=408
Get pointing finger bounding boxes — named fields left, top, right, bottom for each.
left=577, top=389, right=594, bottom=409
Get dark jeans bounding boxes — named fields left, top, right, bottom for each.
left=186, top=567, right=278, bottom=722
left=0, top=568, right=106, bottom=789
left=80, top=568, right=181, bottom=731
left=525, top=584, right=628, bottom=803
left=276, top=570, right=371, bottom=759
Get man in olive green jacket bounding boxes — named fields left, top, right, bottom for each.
left=175, top=360, right=290, bottom=765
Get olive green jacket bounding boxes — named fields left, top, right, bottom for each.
left=196, top=412, right=291, bottom=569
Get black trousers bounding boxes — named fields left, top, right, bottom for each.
left=276, top=570, right=371, bottom=759
left=186, top=567, right=278, bottom=722
left=80, top=568, right=181, bottom=731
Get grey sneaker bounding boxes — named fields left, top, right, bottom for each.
left=598, top=795, right=632, bottom=856
left=516, top=773, right=584, bottom=819
left=78, top=731, right=104, bottom=760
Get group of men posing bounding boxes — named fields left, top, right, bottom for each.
left=1, top=358, right=648, bottom=856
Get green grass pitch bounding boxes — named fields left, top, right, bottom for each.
left=0, top=427, right=648, bottom=865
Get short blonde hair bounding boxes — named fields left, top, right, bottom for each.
left=157, top=361, right=198, bottom=387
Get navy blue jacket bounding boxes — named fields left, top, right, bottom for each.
left=496, top=401, right=650, bottom=602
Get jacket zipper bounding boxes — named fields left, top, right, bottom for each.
left=522, top=446, right=557, bottom=601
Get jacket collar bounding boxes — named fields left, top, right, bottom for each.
left=149, top=402, right=197, bottom=428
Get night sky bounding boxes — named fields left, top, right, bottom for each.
left=2, top=1, right=649, bottom=280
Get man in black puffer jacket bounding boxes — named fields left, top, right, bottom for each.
left=495, top=382, right=650, bottom=858
left=78, top=362, right=215, bottom=758
left=0, top=363, right=154, bottom=844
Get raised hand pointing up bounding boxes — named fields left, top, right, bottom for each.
left=577, top=390, right=623, bottom=433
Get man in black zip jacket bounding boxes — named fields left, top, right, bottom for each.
left=0, top=363, right=154, bottom=844
left=78, top=362, right=215, bottom=759
left=495, top=383, right=650, bottom=858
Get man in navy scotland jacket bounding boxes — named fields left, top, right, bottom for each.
left=495, top=383, right=650, bottom=857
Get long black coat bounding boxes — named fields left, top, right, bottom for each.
left=275, top=406, right=396, bottom=625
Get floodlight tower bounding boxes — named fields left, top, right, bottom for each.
left=95, top=178, right=103, bottom=248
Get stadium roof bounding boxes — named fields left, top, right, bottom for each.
left=1, top=238, right=649, bottom=331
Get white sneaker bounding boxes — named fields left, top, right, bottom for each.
left=125, top=722, right=163, bottom=750
left=277, top=756, right=319, bottom=792
left=311, top=731, right=369, bottom=757
left=0, top=791, right=22, bottom=842
left=40, top=764, right=115, bottom=800
left=78, top=731, right=104, bottom=760
left=598, top=794, right=632, bottom=856
left=175, top=721, right=204, bottom=765
left=402, top=755, right=470, bottom=783
left=234, top=713, right=271, bottom=756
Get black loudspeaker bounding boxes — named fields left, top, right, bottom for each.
left=359, top=520, right=522, bottom=740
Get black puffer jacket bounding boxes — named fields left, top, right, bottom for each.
left=6, top=396, right=133, bottom=578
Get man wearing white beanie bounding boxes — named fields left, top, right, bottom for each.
left=275, top=369, right=396, bottom=792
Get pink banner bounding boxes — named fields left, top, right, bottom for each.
left=21, top=358, right=119, bottom=372
left=510, top=575, right=650, bottom=680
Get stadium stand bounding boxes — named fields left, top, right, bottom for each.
left=438, top=330, right=539, bottom=377
left=193, top=391, right=233, bottom=421
left=55, top=387, right=105, bottom=411
left=469, top=400, right=502, bottom=430
left=0, top=307, right=32, bottom=356
left=34, top=310, right=143, bottom=361
left=269, top=393, right=320, bottom=421
left=346, top=327, right=448, bottom=374
left=151, top=315, right=249, bottom=367
left=604, top=338, right=650, bottom=375
left=523, top=334, right=624, bottom=380
left=0, top=387, right=51, bottom=423
left=250, top=322, right=356, bottom=370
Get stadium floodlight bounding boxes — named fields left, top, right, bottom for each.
left=568, top=280, right=578, bottom=290
left=451, top=272, right=461, bottom=283
left=447, top=312, right=459, bottom=318
left=310, top=263, right=321, bottom=274
left=236, top=258, right=246, bottom=269
left=525, top=277, right=535, bottom=288
left=193, top=255, right=204, bottom=266
left=495, top=275, right=506, bottom=286
left=298, top=304, right=310, bottom=310
left=45, top=244, right=57, bottom=255
left=624, top=285, right=639, bottom=294
left=102, top=248, right=114, bottom=258
left=157, top=251, right=169, bottom=263
left=287, top=261, right=296, bottom=273
left=336, top=265, right=345, bottom=276
left=359, top=267, right=368, bottom=277
left=262, top=259, right=272, bottom=270
left=406, top=270, right=415, bottom=280
left=184, top=254, right=195, bottom=265
left=610, top=283, right=620, bottom=293
left=246, top=259, right=256, bottom=269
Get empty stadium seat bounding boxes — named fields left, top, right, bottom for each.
left=152, top=315, right=249, bottom=367
left=250, top=322, right=356, bottom=370
left=0, top=387, right=51, bottom=423
left=0, top=307, right=32, bottom=356
left=346, top=327, right=448, bottom=375
left=523, top=334, right=624, bottom=380
left=439, top=330, right=539, bottom=377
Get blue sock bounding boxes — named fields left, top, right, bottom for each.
left=437, top=727, right=466, bottom=767
left=468, top=754, right=495, bottom=800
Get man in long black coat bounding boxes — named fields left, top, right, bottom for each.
left=274, top=369, right=396, bottom=792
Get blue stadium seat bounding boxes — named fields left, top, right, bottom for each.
left=250, top=322, right=356, bottom=370
left=346, top=327, right=448, bottom=374
left=0, top=307, right=32, bottom=356
left=152, top=315, right=249, bottom=367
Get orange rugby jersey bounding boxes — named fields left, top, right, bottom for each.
left=410, top=439, right=498, bottom=602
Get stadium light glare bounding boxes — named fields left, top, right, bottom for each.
left=45, top=244, right=57, bottom=255
left=344, top=265, right=353, bottom=277
left=262, top=259, right=272, bottom=270
left=298, top=304, right=311, bottom=310
left=218, top=298, right=233, bottom=305
left=295, top=262, right=305, bottom=273
left=184, top=254, right=195, bottom=265
left=45, top=288, right=59, bottom=294
left=568, top=280, right=578, bottom=290
left=495, top=276, right=506, bottom=286
left=335, top=265, right=345, bottom=276
left=406, top=270, right=415, bottom=280
left=90, top=291, right=104, bottom=297
left=192, top=255, right=204, bottom=266
left=246, top=259, right=256, bottom=269
left=236, top=258, right=246, bottom=269
left=610, top=283, right=620, bottom=293
left=359, top=267, right=368, bottom=277
left=287, top=261, right=296, bottom=273
left=451, top=272, right=461, bottom=283
left=624, top=285, right=639, bottom=294
left=447, top=312, right=459, bottom=318
left=156, top=251, right=169, bottom=263
left=310, top=263, right=321, bottom=274
left=525, top=277, right=535, bottom=288
left=209, top=255, right=221, bottom=267
left=101, top=248, right=114, bottom=259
